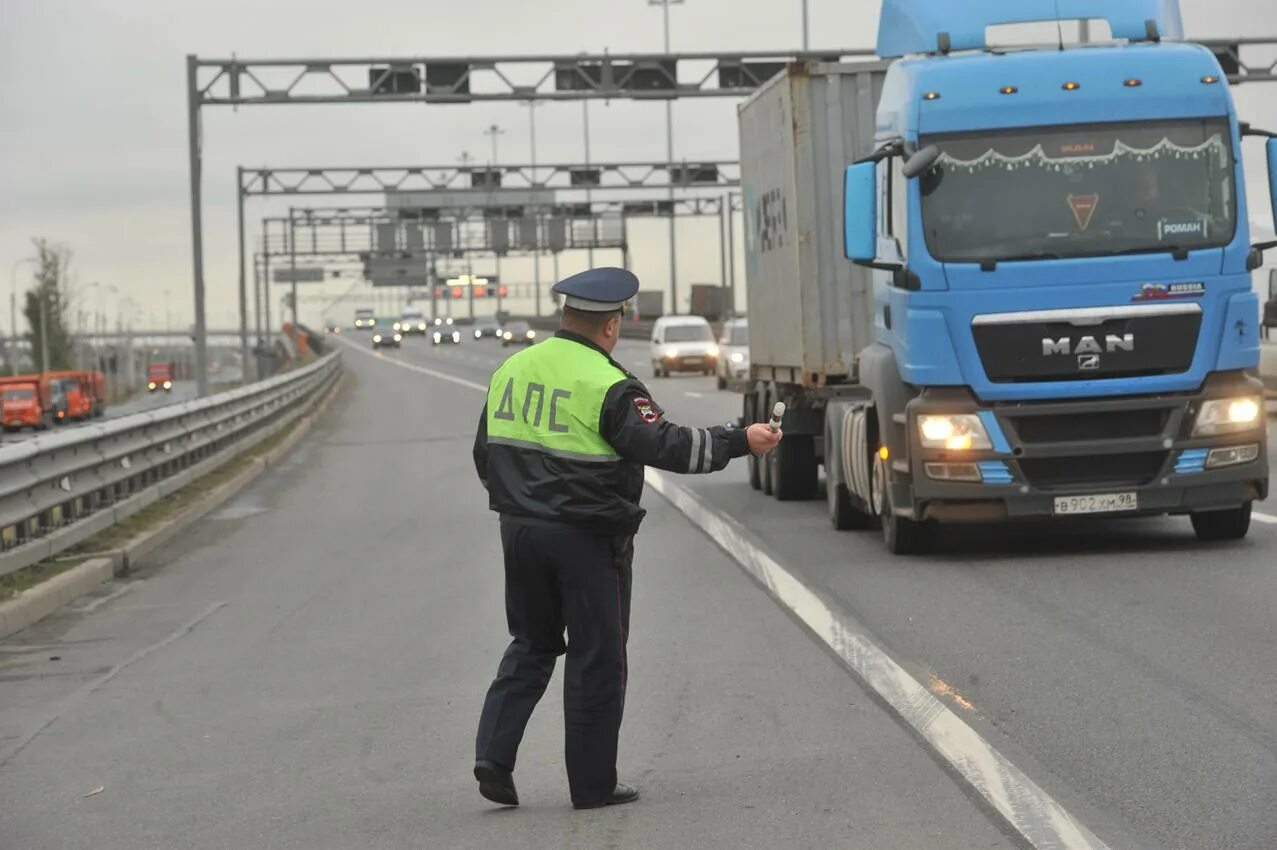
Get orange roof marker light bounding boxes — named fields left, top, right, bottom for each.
left=999, top=85, right=1018, bottom=95
left=1062, top=81, right=1081, bottom=91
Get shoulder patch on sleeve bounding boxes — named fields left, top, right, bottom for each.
left=633, top=396, right=661, bottom=423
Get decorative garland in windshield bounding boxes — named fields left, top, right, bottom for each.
left=935, top=135, right=1228, bottom=174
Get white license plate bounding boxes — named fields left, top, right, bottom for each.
left=683, top=357, right=703, bottom=365
left=1053, top=492, right=1138, bottom=516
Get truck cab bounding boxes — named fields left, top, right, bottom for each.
left=827, top=0, right=1276, bottom=551
left=147, top=363, right=174, bottom=393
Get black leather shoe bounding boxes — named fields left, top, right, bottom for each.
left=474, top=760, right=519, bottom=807
left=573, top=782, right=640, bottom=810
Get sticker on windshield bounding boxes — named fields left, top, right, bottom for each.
left=1157, top=219, right=1206, bottom=241
left=1067, top=194, right=1099, bottom=231
left=1132, top=282, right=1206, bottom=302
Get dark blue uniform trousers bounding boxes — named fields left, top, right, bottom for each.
left=476, top=517, right=634, bottom=806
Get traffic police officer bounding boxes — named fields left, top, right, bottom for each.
left=472, top=267, right=781, bottom=810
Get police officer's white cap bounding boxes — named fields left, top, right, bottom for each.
left=553, top=268, right=640, bottom=313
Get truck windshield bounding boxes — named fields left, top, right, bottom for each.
left=918, top=118, right=1236, bottom=263
left=3, top=388, right=34, bottom=400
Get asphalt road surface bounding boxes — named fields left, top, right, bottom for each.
left=2, top=327, right=1275, bottom=849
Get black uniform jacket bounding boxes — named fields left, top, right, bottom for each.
left=474, top=331, right=749, bottom=535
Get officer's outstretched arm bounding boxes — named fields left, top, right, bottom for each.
left=473, top=404, right=490, bottom=490
left=601, top=381, right=748, bottom=474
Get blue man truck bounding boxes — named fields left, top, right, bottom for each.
left=739, top=0, right=1277, bottom=553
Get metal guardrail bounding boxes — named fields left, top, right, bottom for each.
left=0, top=353, right=342, bottom=578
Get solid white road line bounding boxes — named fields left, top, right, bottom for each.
left=646, top=470, right=1111, bottom=850
left=1253, top=511, right=1277, bottom=525
left=357, top=342, right=1114, bottom=848
left=338, top=337, right=489, bottom=392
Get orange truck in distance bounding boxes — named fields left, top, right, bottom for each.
left=0, top=375, right=62, bottom=431
left=147, top=363, right=174, bottom=393
left=46, top=370, right=105, bottom=420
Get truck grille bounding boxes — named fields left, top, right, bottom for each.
left=972, top=306, right=1201, bottom=383
left=1009, top=408, right=1168, bottom=444
left=1019, top=452, right=1168, bottom=491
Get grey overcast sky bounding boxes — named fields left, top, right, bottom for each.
left=1, top=0, right=1276, bottom=331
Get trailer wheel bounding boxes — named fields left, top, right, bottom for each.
left=746, top=393, right=762, bottom=491
left=771, top=435, right=818, bottom=501
left=1190, top=503, right=1251, bottom=541
left=874, top=451, right=932, bottom=555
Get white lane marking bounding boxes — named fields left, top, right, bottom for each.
left=0, top=601, right=227, bottom=769
left=72, top=581, right=138, bottom=613
left=338, top=336, right=488, bottom=392
left=1253, top=511, right=1277, bottom=525
left=684, top=391, right=704, bottom=398
left=646, top=469, right=1110, bottom=850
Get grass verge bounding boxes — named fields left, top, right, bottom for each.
left=0, top=559, right=85, bottom=603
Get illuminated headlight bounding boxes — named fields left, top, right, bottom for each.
left=663, top=347, right=678, bottom=359
left=373, top=335, right=382, bottom=343
left=163, top=381, right=173, bottom=390
left=526, top=330, right=536, bottom=339
left=452, top=332, right=460, bottom=342
left=393, top=334, right=403, bottom=342
left=1205, top=444, right=1261, bottom=469
left=147, top=382, right=157, bottom=390
left=433, top=333, right=442, bottom=343
left=446, top=318, right=454, bottom=325
left=418, top=323, right=427, bottom=331
left=1192, top=396, right=1262, bottom=437
left=917, top=414, right=992, bottom=451
left=393, top=323, right=402, bottom=331
left=706, top=345, right=719, bottom=358
left=730, top=352, right=745, bottom=364
left=504, top=332, right=513, bottom=340
left=475, top=330, right=483, bottom=339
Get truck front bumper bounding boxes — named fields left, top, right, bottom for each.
left=902, top=373, right=1269, bottom=523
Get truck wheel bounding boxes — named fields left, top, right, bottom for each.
left=874, top=451, right=931, bottom=555
left=1190, top=503, right=1251, bottom=541
left=826, top=419, right=876, bottom=531
left=771, top=435, right=818, bottom=501
left=746, top=394, right=762, bottom=491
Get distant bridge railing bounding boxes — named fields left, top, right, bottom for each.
left=0, top=352, right=342, bottom=578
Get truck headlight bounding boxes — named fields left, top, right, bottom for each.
left=452, top=332, right=460, bottom=342
left=1192, top=396, right=1262, bottom=437
left=664, top=347, right=678, bottom=359
left=917, top=414, right=992, bottom=451
left=394, top=334, right=403, bottom=342
left=527, top=330, right=536, bottom=339
left=433, top=333, right=442, bottom=343
left=373, top=335, right=382, bottom=343
left=707, top=345, right=719, bottom=358
left=730, top=352, right=745, bottom=364
left=147, top=382, right=157, bottom=390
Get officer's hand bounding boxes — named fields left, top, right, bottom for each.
left=746, top=423, right=782, bottom=456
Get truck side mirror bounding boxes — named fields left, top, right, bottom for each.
left=902, top=144, right=941, bottom=180
left=1267, top=139, right=1277, bottom=229
left=843, top=162, right=877, bottom=262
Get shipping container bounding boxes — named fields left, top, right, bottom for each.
left=737, top=61, right=887, bottom=387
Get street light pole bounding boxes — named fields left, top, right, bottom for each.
left=583, top=100, right=595, bottom=268
left=649, top=0, right=684, bottom=313
left=522, top=101, right=544, bottom=315
left=482, top=124, right=505, bottom=165
left=235, top=166, right=250, bottom=383
left=802, top=0, right=810, bottom=50
left=185, top=54, right=210, bottom=397
left=9, top=257, right=36, bottom=375
left=38, top=287, right=49, bottom=375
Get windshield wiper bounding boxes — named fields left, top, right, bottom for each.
left=978, top=252, right=1063, bottom=271
left=1099, top=245, right=1192, bottom=261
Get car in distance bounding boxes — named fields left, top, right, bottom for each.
left=501, top=320, right=537, bottom=347
left=716, top=318, right=749, bottom=390
left=372, top=329, right=403, bottom=349
left=400, top=306, right=429, bottom=336
left=432, top=324, right=462, bottom=345
left=473, top=317, right=503, bottom=340
left=353, top=308, right=375, bottom=330
left=324, top=319, right=342, bottom=334
left=650, top=316, right=718, bottom=377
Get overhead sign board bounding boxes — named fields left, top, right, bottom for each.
left=272, top=267, right=326, bottom=283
